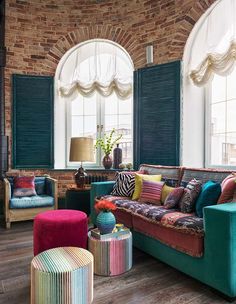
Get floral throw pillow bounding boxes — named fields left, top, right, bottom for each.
left=111, top=172, right=135, bottom=197
left=13, top=176, right=37, bottom=197
left=164, top=187, right=184, bottom=209
left=179, top=179, right=202, bottom=213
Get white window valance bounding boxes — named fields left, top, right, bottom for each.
left=189, top=0, right=236, bottom=86
left=58, top=40, right=133, bottom=100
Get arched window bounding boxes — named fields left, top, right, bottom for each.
left=183, top=0, right=236, bottom=168
left=54, top=39, right=134, bottom=168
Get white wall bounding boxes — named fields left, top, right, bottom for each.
left=181, top=74, right=205, bottom=167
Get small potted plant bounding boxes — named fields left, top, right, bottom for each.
left=95, top=199, right=117, bottom=234
left=95, top=128, right=122, bottom=169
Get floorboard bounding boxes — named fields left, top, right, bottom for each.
left=0, top=221, right=233, bottom=304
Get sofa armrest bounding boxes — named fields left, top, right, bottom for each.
left=45, top=177, right=58, bottom=209
left=90, top=181, right=115, bottom=224
left=204, top=203, right=236, bottom=296
left=3, top=178, right=11, bottom=226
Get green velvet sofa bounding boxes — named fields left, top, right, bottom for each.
left=90, top=164, right=236, bottom=299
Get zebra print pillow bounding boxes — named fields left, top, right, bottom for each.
left=111, top=172, right=135, bottom=197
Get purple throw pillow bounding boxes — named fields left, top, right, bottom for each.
left=164, top=187, right=185, bottom=209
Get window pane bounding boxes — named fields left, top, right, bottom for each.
left=118, top=115, right=132, bottom=163
left=211, top=74, right=226, bottom=103
left=227, top=99, right=236, bottom=132
left=119, top=114, right=131, bottom=130
left=226, top=133, right=236, bottom=165
left=227, top=68, right=236, bottom=100
left=211, top=102, right=225, bottom=133
left=105, top=95, right=118, bottom=115
left=71, top=98, right=83, bottom=115
left=84, top=116, right=96, bottom=137
left=119, top=98, right=132, bottom=114
left=84, top=94, right=96, bottom=115
left=105, top=115, right=118, bottom=131
left=72, top=116, right=83, bottom=136
left=210, top=133, right=226, bottom=165
left=120, top=134, right=132, bottom=163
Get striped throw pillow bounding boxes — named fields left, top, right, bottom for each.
left=138, top=180, right=164, bottom=205
left=111, top=172, right=135, bottom=197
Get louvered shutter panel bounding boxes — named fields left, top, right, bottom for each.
left=134, top=61, right=181, bottom=168
left=12, top=74, right=54, bottom=168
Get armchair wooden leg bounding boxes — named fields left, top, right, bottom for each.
left=6, top=221, right=11, bottom=229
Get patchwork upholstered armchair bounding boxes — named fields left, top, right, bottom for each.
left=3, top=176, right=58, bottom=228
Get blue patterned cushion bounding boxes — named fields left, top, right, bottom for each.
left=181, top=168, right=231, bottom=185
left=35, top=177, right=46, bottom=195
left=10, top=195, right=54, bottom=209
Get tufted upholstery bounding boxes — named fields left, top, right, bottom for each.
left=4, top=176, right=58, bottom=229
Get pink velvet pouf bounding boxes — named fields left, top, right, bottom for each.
left=33, top=209, right=88, bottom=256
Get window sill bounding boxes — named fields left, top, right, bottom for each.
left=13, top=168, right=127, bottom=172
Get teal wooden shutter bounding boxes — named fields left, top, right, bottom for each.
left=134, top=61, right=181, bottom=168
left=12, top=74, right=54, bottom=168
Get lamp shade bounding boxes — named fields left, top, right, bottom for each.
left=69, top=137, right=94, bottom=162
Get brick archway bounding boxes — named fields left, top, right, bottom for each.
left=43, top=25, right=143, bottom=74
left=168, top=0, right=215, bottom=60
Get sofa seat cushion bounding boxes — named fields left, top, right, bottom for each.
left=132, top=215, right=204, bottom=257
left=102, top=195, right=204, bottom=235
left=100, top=195, right=204, bottom=257
left=10, top=195, right=54, bottom=209
left=113, top=208, right=133, bottom=228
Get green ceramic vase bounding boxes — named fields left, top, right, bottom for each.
left=96, top=211, right=116, bottom=234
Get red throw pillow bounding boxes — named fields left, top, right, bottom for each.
left=218, top=174, right=236, bottom=204
left=13, top=176, right=37, bottom=197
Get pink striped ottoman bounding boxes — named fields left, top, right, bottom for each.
left=88, top=231, right=132, bottom=276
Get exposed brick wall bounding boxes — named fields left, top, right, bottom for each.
left=1, top=0, right=216, bottom=200
left=3, top=169, right=115, bottom=199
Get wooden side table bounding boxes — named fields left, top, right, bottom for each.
left=65, top=187, right=91, bottom=216
left=88, top=230, right=132, bottom=276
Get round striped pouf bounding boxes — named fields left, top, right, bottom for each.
left=31, top=247, right=93, bottom=304
left=88, top=231, right=132, bottom=276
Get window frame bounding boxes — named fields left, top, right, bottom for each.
left=54, top=38, right=134, bottom=169
left=66, top=92, right=133, bottom=169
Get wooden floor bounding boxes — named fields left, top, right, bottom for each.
left=0, top=221, right=234, bottom=304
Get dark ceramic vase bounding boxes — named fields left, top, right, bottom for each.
left=113, top=144, right=122, bottom=169
left=102, top=155, right=112, bottom=169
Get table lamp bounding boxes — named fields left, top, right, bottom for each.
left=69, top=137, right=94, bottom=188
